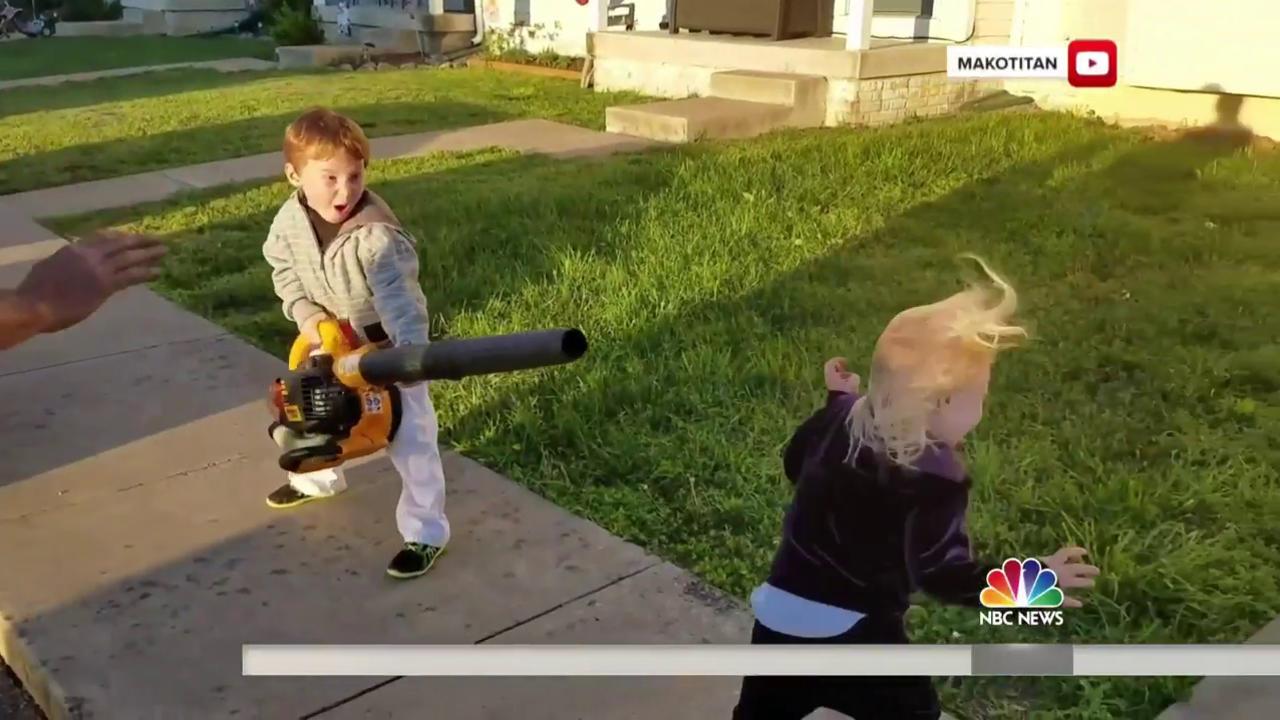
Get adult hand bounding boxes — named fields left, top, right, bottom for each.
left=823, top=356, right=861, bottom=394
left=1042, top=546, right=1100, bottom=608
left=17, top=229, right=167, bottom=333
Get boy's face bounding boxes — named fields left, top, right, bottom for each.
left=286, top=149, right=366, bottom=224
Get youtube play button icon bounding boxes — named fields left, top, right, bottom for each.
left=1068, top=39, right=1117, bottom=87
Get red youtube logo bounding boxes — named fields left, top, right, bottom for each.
left=1068, top=39, right=1117, bottom=88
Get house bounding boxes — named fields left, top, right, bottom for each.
left=303, top=0, right=482, bottom=61
left=586, top=1, right=1012, bottom=142
left=479, top=0, right=669, bottom=58
left=292, top=0, right=1275, bottom=143
left=1004, top=0, right=1279, bottom=141
left=547, top=0, right=1278, bottom=143
left=477, top=0, right=1013, bottom=59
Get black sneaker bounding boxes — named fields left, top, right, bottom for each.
left=265, top=483, right=326, bottom=509
left=386, top=542, right=445, bottom=579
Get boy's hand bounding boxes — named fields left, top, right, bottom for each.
left=823, top=357, right=861, bottom=394
left=1041, top=546, right=1100, bottom=608
left=300, top=312, right=329, bottom=347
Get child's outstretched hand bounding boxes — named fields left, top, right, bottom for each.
left=1042, top=546, right=1100, bottom=608
left=824, top=357, right=861, bottom=394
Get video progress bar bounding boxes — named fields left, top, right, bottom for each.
left=242, top=644, right=1280, bottom=677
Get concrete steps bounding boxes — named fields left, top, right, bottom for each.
left=606, top=69, right=827, bottom=143
left=606, top=97, right=791, bottom=144
left=710, top=69, right=827, bottom=127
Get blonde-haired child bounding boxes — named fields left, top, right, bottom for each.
left=732, top=257, right=1100, bottom=720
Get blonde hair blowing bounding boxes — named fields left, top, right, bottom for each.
left=847, top=255, right=1027, bottom=468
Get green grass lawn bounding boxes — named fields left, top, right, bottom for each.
left=51, top=111, right=1280, bottom=719
left=0, top=35, right=275, bottom=81
left=0, top=65, right=643, bottom=195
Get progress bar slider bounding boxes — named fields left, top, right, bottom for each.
left=242, top=644, right=1280, bottom=677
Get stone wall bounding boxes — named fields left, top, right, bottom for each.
left=833, top=75, right=1003, bottom=126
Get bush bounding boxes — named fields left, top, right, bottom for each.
left=483, top=23, right=583, bottom=71
left=57, top=0, right=123, bottom=21
left=257, top=0, right=295, bottom=22
left=269, top=3, right=323, bottom=46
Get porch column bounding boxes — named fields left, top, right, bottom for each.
left=845, top=0, right=873, bottom=50
left=590, top=0, right=611, bottom=33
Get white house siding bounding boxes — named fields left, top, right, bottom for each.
left=481, top=0, right=668, bottom=58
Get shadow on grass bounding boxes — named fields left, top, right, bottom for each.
left=0, top=34, right=276, bottom=82
left=0, top=67, right=295, bottom=121
left=0, top=100, right=521, bottom=195
left=1098, top=84, right=1258, bottom=217
left=432, top=105, right=1275, bottom=718
left=47, top=141, right=684, bottom=370
left=27, top=95, right=1277, bottom=720
left=441, top=132, right=1120, bottom=583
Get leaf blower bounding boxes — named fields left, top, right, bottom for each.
left=266, top=319, right=588, bottom=474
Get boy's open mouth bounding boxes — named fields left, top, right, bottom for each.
left=333, top=204, right=348, bottom=215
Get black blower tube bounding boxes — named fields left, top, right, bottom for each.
left=356, top=328, right=589, bottom=386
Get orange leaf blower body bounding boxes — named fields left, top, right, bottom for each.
left=266, top=319, right=588, bottom=474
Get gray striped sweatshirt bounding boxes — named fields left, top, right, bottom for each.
left=262, top=189, right=430, bottom=346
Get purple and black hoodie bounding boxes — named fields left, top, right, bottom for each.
left=763, top=389, right=995, bottom=619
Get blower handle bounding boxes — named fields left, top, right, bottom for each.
left=356, top=328, right=589, bottom=385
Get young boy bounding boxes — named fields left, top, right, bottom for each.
left=261, top=107, right=449, bottom=580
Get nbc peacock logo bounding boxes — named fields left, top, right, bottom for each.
left=978, top=558, right=1066, bottom=626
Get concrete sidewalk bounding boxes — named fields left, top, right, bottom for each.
left=0, top=58, right=278, bottom=91
left=1154, top=617, right=1280, bottom=720
left=0, top=133, right=758, bottom=718
left=2, top=119, right=659, bottom=221
left=0, top=284, right=753, bottom=719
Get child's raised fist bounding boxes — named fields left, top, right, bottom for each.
left=824, top=357, right=861, bottom=395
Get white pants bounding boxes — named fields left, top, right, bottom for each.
left=288, top=380, right=450, bottom=547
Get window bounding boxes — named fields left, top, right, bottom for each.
left=873, top=0, right=934, bottom=15
left=514, top=0, right=530, bottom=25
